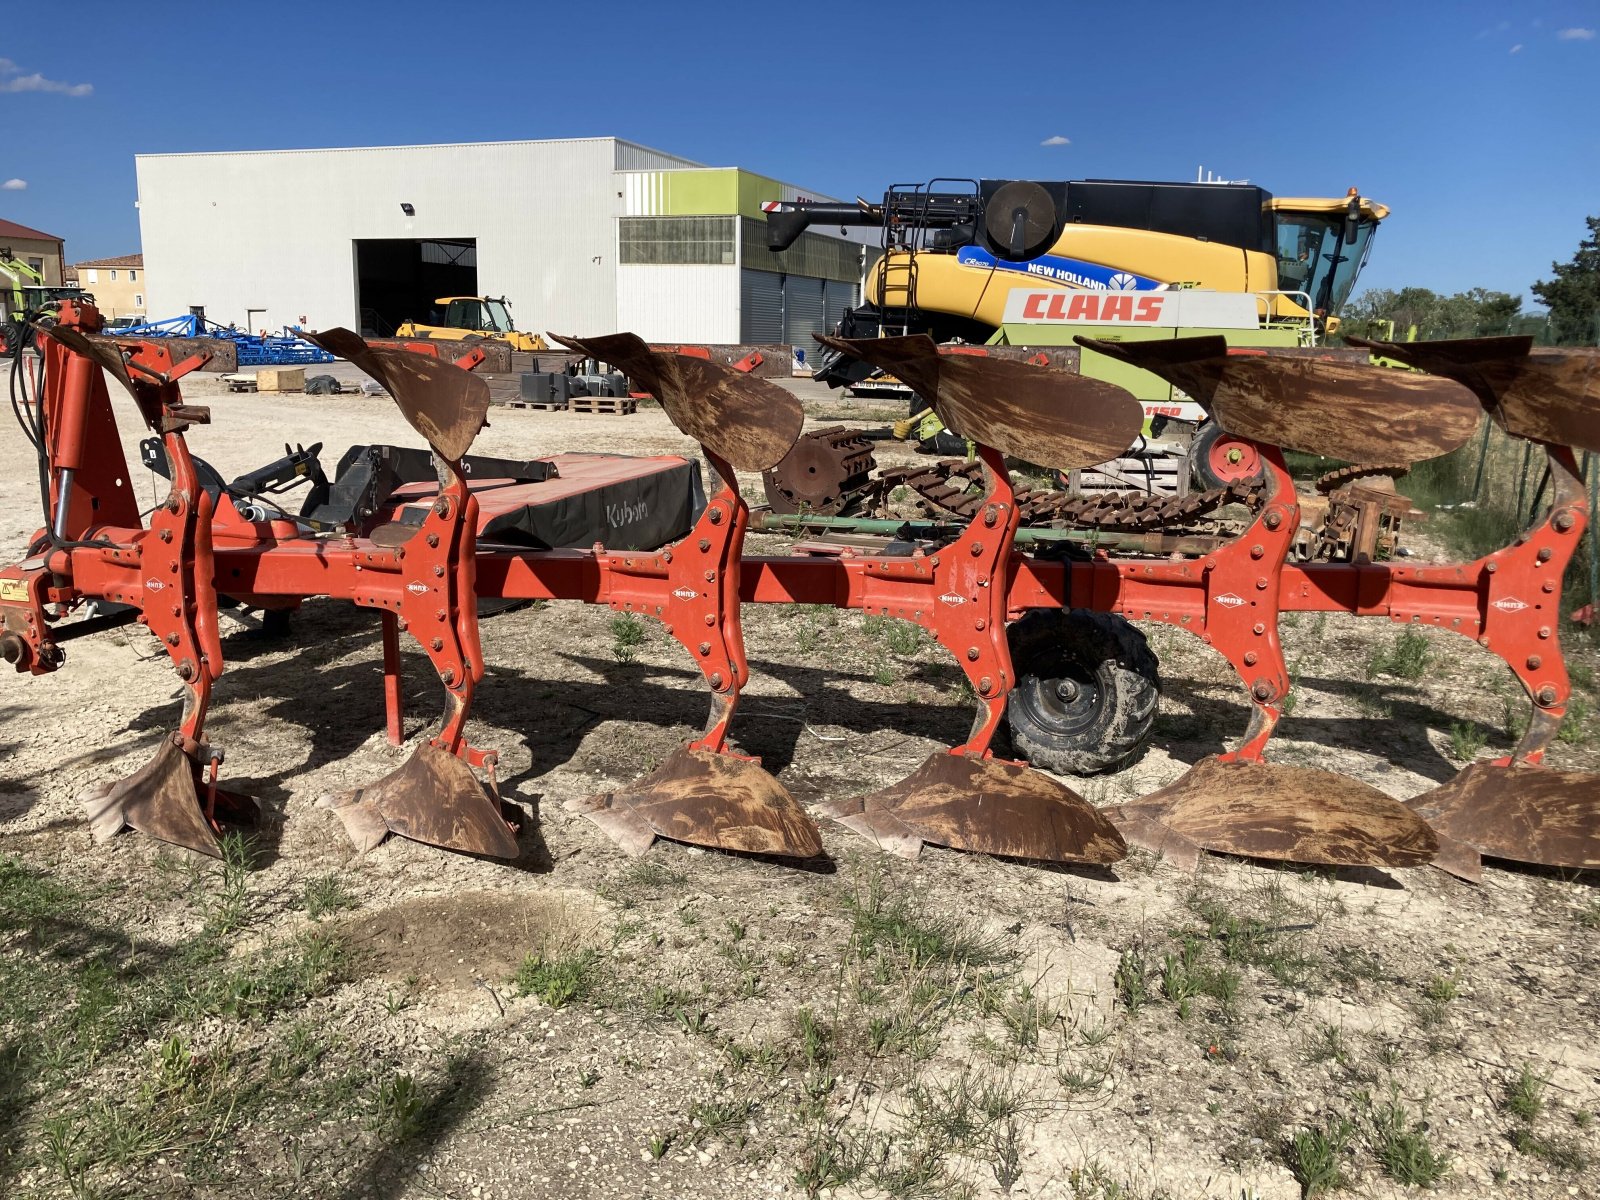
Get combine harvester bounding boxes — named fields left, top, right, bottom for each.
left=3, top=301, right=1598, bottom=883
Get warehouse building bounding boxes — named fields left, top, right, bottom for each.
left=134, top=137, right=866, bottom=345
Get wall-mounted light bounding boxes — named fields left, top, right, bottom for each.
left=400, top=203, right=415, bottom=216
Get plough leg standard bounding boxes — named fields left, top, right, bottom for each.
left=4, top=304, right=1598, bottom=879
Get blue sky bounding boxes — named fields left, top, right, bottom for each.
left=2, top=2, right=1596, bottom=306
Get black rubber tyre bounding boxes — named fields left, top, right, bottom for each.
left=1190, top=420, right=1230, bottom=490
left=1004, top=609, right=1160, bottom=776
left=1190, top=420, right=1267, bottom=491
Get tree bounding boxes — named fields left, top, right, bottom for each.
left=1338, top=285, right=1522, bottom=341
left=1531, top=215, right=1600, bottom=345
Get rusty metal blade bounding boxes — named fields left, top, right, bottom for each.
left=1351, top=336, right=1600, bottom=453
left=78, top=737, right=233, bottom=857
left=1079, top=335, right=1482, bottom=463
left=324, top=742, right=519, bottom=858
left=301, top=328, right=490, bottom=463
left=1407, top=762, right=1600, bottom=876
left=1117, top=756, right=1437, bottom=868
left=566, top=745, right=823, bottom=858
left=548, top=333, right=803, bottom=471
left=36, top=324, right=144, bottom=396
left=822, top=752, right=1127, bottom=863
left=816, top=334, right=1144, bottom=470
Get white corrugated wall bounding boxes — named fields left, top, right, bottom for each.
left=616, top=265, right=740, bottom=342
left=136, top=138, right=675, bottom=336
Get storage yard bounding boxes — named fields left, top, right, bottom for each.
left=2, top=18, right=1598, bottom=1191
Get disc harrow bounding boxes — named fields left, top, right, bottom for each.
left=5, top=305, right=1600, bottom=883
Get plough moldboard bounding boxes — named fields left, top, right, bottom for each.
left=5, top=302, right=1600, bottom=884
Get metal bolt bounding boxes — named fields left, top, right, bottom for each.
left=176, top=661, right=195, bottom=680
left=1251, top=680, right=1273, bottom=701
left=698, top=642, right=711, bottom=656
left=708, top=508, right=723, bottom=524
left=966, top=647, right=980, bottom=661
left=970, top=542, right=984, bottom=556
left=431, top=637, right=444, bottom=651
left=1555, top=512, right=1575, bottom=532
left=1250, top=544, right=1264, bottom=559
left=1252, top=622, right=1265, bottom=634
left=1055, top=679, right=1080, bottom=702
left=166, top=632, right=180, bottom=645
left=974, top=617, right=987, bottom=631
left=1244, top=651, right=1258, bottom=665
left=1537, top=547, right=1553, bottom=563
left=1539, top=626, right=1551, bottom=639
left=1527, top=655, right=1542, bottom=670
left=1263, top=511, right=1282, bottom=530
left=426, top=533, right=440, bottom=548
left=434, top=496, right=452, bottom=518
left=1486, top=561, right=1498, bottom=573
left=709, top=672, right=725, bottom=690
left=978, top=676, right=993, bottom=695
left=698, top=538, right=711, bottom=552
left=983, top=506, right=998, bottom=527
left=1256, top=577, right=1268, bottom=590
left=1537, top=685, right=1559, bottom=706
left=930, top=556, right=940, bottom=568
left=433, top=565, right=445, bottom=577
left=704, top=569, right=716, bottom=582
left=441, top=667, right=456, bottom=686
left=703, top=614, right=715, bottom=626
left=1544, top=581, right=1557, bottom=593
left=159, top=529, right=172, bottom=543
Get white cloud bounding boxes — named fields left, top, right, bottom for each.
left=1, top=179, right=25, bottom=191
left=1510, top=43, right=1523, bottom=53
left=1557, top=27, right=1595, bottom=40
left=1041, top=135, right=1071, bottom=147
left=0, top=57, right=91, bottom=96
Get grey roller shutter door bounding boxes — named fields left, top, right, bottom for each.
left=783, top=275, right=826, bottom=343
left=824, top=280, right=857, bottom=333
left=741, top=269, right=783, bottom=343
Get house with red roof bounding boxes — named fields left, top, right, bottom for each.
left=0, top=218, right=66, bottom=287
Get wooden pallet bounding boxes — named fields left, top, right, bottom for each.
left=569, top=396, right=637, bottom=416
left=503, top=399, right=569, bottom=411
left=223, top=374, right=258, bottom=393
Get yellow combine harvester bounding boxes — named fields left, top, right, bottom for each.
left=766, top=178, right=1388, bottom=388
left=396, top=295, right=548, bottom=351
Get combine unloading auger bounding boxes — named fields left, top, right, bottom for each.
left=302, top=328, right=519, bottom=859
left=546, top=333, right=822, bottom=860
left=808, top=335, right=1136, bottom=864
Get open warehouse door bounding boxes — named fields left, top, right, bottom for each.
left=353, top=238, right=477, bottom=337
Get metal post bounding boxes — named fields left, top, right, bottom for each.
left=1516, top=441, right=1534, bottom=518
left=1589, top=454, right=1599, bottom=614
left=1469, top=419, right=1492, bottom=502
left=381, top=610, right=404, bottom=746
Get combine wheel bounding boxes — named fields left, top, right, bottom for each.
left=1005, top=609, right=1160, bottom=776
left=1191, top=421, right=1265, bottom=490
